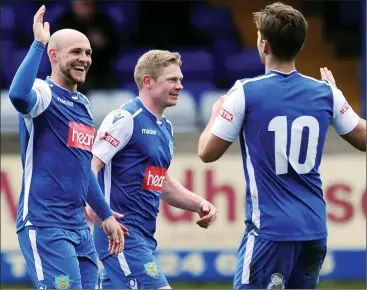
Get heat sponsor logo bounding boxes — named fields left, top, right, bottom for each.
left=142, top=166, right=167, bottom=191
left=67, top=122, right=95, bottom=151
left=220, top=109, right=233, bottom=122
left=97, top=131, right=120, bottom=148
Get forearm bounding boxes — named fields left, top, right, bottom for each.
left=86, top=204, right=102, bottom=227
left=198, top=117, right=215, bottom=157
left=9, top=41, right=45, bottom=114
left=86, top=169, right=113, bottom=221
left=162, top=174, right=204, bottom=212
left=354, top=118, right=366, bottom=151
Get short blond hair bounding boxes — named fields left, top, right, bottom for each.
left=134, top=50, right=182, bottom=90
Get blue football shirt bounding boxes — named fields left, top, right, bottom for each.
left=211, top=70, right=360, bottom=241
left=16, top=77, right=95, bottom=232
left=92, top=97, right=175, bottom=259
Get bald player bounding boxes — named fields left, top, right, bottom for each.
left=8, top=6, right=126, bottom=289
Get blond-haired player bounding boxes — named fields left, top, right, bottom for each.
left=87, top=50, right=217, bottom=289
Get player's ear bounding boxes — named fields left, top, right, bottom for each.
left=299, top=43, right=305, bottom=52
left=263, top=40, right=270, bottom=55
left=48, top=48, right=57, bottom=63
left=142, top=75, right=153, bottom=89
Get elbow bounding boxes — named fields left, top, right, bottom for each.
left=199, top=154, right=212, bottom=163
left=8, top=90, right=21, bottom=103
left=9, top=82, right=23, bottom=101
left=8, top=89, right=27, bottom=108
left=355, top=134, right=366, bottom=152
left=9, top=81, right=33, bottom=104
left=8, top=94, right=24, bottom=109
left=198, top=150, right=216, bottom=163
left=8, top=94, right=29, bottom=115
left=356, top=143, right=366, bottom=152
left=198, top=147, right=208, bottom=163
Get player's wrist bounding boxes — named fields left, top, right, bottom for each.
left=32, top=40, right=47, bottom=49
left=101, top=215, right=114, bottom=224
left=98, top=209, right=114, bottom=223
left=102, top=215, right=112, bottom=220
left=196, top=199, right=207, bottom=212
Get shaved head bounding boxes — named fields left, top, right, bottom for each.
left=48, top=29, right=90, bottom=52
left=48, top=28, right=92, bottom=89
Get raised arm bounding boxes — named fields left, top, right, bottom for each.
left=340, top=120, right=366, bottom=151
left=198, top=96, right=232, bottom=162
left=199, top=80, right=246, bottom=162
left=9, top=6, right=50, bottom=115
left=321, top=67, right=366, bottom=151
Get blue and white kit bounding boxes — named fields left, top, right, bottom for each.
left=10, top=40, right=112, bottom=289
left=211, top=70, right=360, bottom=289
left=92, top=97, right=175, bottom=289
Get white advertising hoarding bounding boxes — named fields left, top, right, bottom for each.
left=1, top=154, right=366, bottom=282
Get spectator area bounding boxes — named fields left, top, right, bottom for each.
left=0, top=0, right=364, bottom=133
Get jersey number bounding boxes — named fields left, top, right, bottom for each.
left=268, top=116, right=319, bottom=175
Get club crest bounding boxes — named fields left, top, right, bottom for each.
left=267, top=273, right=285, bottom=289
left=144, top=262, right=159, bottom=278
left=54, top=274, right=72, bottom=289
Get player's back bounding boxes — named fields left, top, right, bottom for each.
left=240, top=70, right=335, bottom=241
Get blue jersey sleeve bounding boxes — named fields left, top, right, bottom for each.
left=87, top=169, right=113, bottom=221
left=8, top=40, right=46, bottom=115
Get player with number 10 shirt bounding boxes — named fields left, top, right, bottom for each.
left=198, top=2, right=366, bottom=289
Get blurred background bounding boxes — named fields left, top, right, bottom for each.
left=1, top=0, right=366, bottom=289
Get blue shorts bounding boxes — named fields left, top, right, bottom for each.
left=99, top=245, right=169, bottom=289
left=18, top=226, right=98, bottom=289
left=234, top=230, right=327, bottom=289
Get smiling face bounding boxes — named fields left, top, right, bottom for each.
left=148, top=63, right=183, bottom=108
left=48, top=29, right=92, bottom=87
left=57, top=41, right=92, bottom=85
left=134, top=50, right=183, bottom=108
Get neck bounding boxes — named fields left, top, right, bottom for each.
left=50, top=72, right=77, bottom=92
left=265, top=56, right=296, bottom=74
left=138, top=91, right=164, bottom=120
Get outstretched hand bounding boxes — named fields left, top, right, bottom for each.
left=211, top=95, right=226, bottom=119
left=33, top=5, right=50, bottom=45
left=320, top=67, right=336, bottom=87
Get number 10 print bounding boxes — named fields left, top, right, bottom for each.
left=268, top=116, right=320, bottom=175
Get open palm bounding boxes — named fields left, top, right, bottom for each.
left=33, top=5, right=50, bottom=45
left=320, top=67, right=336, bottom=87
